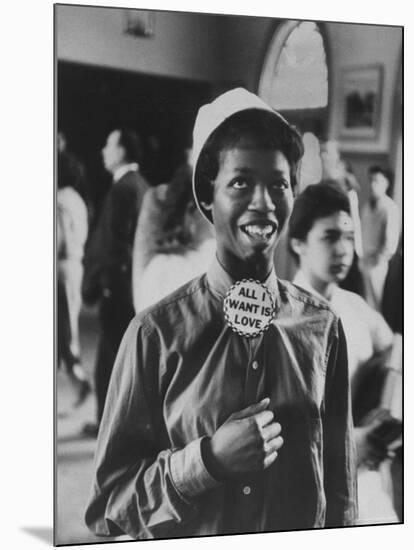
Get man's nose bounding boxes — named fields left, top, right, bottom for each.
left=335, top=237, right=352, bottom=256
left=249, top=184, right=275, bottom=212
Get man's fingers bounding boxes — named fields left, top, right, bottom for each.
left=263, top=451, right=278, bottom=469
left=261, top=422, right=282, bottom=441
left=253, top=409, right=274, bottom=429
left=264, top=435, right=284, bottom=455
left=231, top=398, right=270, bottom=420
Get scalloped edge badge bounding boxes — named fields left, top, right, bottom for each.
left=223, top=279, right=276, bottom=338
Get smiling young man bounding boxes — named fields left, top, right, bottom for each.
left=85, top=89, right=356, bottom=540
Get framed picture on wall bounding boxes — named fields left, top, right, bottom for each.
left=339, top=64, right=383, bottom=141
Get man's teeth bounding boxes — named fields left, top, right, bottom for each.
left=243, top=224, right=274, bottom=237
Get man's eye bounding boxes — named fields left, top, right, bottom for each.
left=231, top=179, right=249, bottom=190
left=271, top=180, right=289, bottom=190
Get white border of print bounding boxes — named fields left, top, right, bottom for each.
left=2, top=2, right=410, bottom=550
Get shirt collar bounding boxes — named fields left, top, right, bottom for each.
left=206, top=255, right=279, bottom=301
left=369, top=194, right=388, bottom=209
left=113, top=163, right=139, bottom=183
left=293, top=270, right=334, bottom=304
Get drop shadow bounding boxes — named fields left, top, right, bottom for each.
left=21, top=526, right=53, bottom=545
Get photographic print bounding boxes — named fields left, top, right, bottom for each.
left=54, top=3, right=403, bottom=546
left=340, top=64, right=383, bottom=140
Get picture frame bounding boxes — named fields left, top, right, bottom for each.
left=123, top=9, right=156, bottom=38
left=53, top=5, right=403, bottom=546
left=339, top=64, right=383, bottom=141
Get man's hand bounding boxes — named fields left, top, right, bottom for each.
left=207, top=398, right=283, bottom=479
left=355, top=424, right=389, bottom=469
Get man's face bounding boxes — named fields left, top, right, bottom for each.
left=369, top=171, right=389, bottom=200
left=102, top=130, right=125, bottom=174
left=293, top=211, right=355, bottom=287
left=208, top=145, right=294, bottom=278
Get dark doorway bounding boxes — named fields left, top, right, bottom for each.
left=57, top=61, right=212, bottom=220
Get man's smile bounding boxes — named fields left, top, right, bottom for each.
left=239, top=220, right=278, bottom=242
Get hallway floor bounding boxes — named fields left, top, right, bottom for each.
left=55, top=307, right=130, bottom=545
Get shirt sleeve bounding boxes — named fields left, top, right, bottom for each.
left=323, top=318, right=358, bottom=527
left=382, top=202, right=400, bottom=260
left=369, top=307, right=394, bottom=355
left=84, top=318, right=219, bottom=540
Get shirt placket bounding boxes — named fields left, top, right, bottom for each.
left=243, top=334, right=266, bottom=405
left=231, top=334, right=266, bottom=533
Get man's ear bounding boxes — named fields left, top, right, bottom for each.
left=199, top=179, right=214, bottom=212
left=289, top=237, right=304, bottom=258
left=200, top=200, right=213, bottom=212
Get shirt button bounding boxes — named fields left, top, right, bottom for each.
left=243, top=485, right=251, bottom=495
left=252, top=361, right=259, bottom=370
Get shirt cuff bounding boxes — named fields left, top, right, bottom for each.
left=170, top=437, right=221, bottom=500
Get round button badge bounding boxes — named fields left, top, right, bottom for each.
left=223, top=279, right=275, bottom=338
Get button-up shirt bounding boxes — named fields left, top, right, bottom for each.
left=293, top=271, right=393, bottom=379
left=85, top=258, right=356, bottom=539
left=361, top=195, right=400, bottom=263
left=57, top=187, right=88, bottom=262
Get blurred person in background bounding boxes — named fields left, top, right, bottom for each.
left=57, top=132, right=91, bottom=407
left=82, top=128, right=149, bottom=436
left=288, top=182, right=401, bottom=525
left=132, top=144, right=215, bottom=313
left=361, top=166, right=400, bottom=310
left=320, top=140, right=364, bottom=296
left=381, top=239, right=403, bottom=521
left=58, top=130, right=90, bottom=208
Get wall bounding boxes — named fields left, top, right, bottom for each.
left=56, top=7, right=402, bottom=151
left=217, top=17, right=402, bottom=208
left=326, top=23, right=402, bottom=207
left=56, top=6, right=402, bottom=210
left=214, top=14, right=276, bottom=91
left=56, top=5, right=222, bottom=82
left=326, top=22, right=402, bottom=155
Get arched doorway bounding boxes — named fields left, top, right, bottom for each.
left=259, top=20, right=331, bottom=189
left=258, top=20, right=331, bottom=279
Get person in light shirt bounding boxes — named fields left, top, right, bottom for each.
left=57, top=131, right=90, bottom=407
left=288, top=182, right=400, bottom=525
left=361, top=166, right=400, bottom=310
left=132, top=145, right=216, bottom=314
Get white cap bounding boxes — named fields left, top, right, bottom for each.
left=192, top=88, right=290, bottom=223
